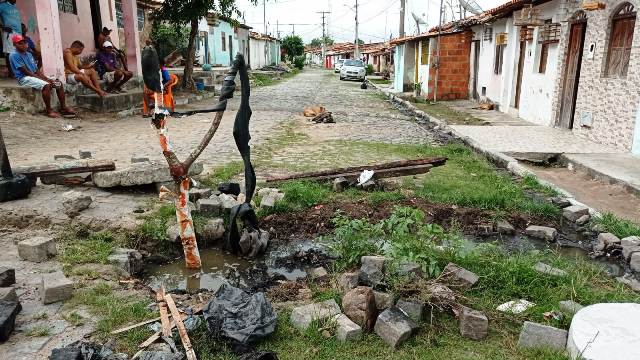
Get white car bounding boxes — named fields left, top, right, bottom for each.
left=339, top=59, right=366, bottom=82
left=334, top=58, right=345, bottom=73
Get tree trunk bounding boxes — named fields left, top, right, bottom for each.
left=182, top=18, right=198, bottom=91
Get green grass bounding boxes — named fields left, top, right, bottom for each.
left=593, top=212, right=640, bottom=239
left=24, top=326, right=51, bottom=337
left=62, top=311, right=85, bottom=327
left=252, top=68, right=300, bottom=87
left=200, top=161, right=245, bottom=187
left=369, top=78, right=391, bottom=85
left=412, top=99, right=485, bottom=125
left=59, top=230, right=118, bottom=266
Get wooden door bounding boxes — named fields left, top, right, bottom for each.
left=559, top=21, right=586, bottom=129
left=89, top=0, right=103, bottom=48
left=472, top=40, right=480, bottom=100
left=514, top=40, right=526, bottom=108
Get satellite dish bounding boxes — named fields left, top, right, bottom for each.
left=411, top=12, right=427, bottom=34
left=459, top=0, right=483, bottom=15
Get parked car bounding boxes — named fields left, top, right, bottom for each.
left=334, top=59, right=345, bottom=73
left=339, top=59, right=366, bottom=82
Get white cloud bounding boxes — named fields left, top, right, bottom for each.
left=235, top=0, right=508, bottom=43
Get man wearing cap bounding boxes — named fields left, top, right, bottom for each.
left=96, top=41, right=132, bottom=93
left=9, top=34, right=75, bottom=118
left=0, top=0, right=21, bottom=76
left=97, top=27, right=128, bottom=71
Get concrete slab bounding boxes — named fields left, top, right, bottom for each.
left=446, top=100, right=533, bottom=126
left=561, top=153, right=640, bottom=195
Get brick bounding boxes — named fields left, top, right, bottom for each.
left=374, top=306, right=417, bottom=348
left=335, top=313, right=362, bottom=342
left=18, top=236, right=57, bottom=262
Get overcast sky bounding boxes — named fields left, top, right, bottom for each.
left=235, top=0, right=507, bottom=44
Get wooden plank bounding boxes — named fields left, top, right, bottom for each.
left=266, top=157, right=447, bottom=183
left=305, top=164, right=434, bottom=183
left=138, top=331, right=161, bottom=349
left=13, top=159, right=115, bottom=177
left=165, top=294, right=197, bottom=360
left=156, top=287, right=172, bottom=337
left=111, top=317, right=162, bottom=335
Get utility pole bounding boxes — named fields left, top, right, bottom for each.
left=354, top=0, right=359, bottom=58
left=263, top=0, right=267, bottom=34
left=277, top=20, right=280, bottom=39
left=400, top=0, right=405, bottom=37
left=434, top=0, right=444, bottom=102
left=317, top=11, right=331, bottom=67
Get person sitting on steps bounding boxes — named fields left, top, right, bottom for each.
left=9, top=34, right=75, bottom=118
left=63, top=40, right=107, bottom=98
left=96, top=41, right=132, bottom=93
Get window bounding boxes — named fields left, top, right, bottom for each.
left=221, top=32, right=226, bottom=51
left=539, top=43, right=549, bottom=73
left=137, top=8, right=145, bottom=32
left=58, top=0, right=77, bottom=14
left=606, top=3, right=636, bottom=78
left=115, top=0, right=124, bottom=28
left=420, top=39, right=429, bottom=64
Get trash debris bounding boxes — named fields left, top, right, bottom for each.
left=357, top=170, right=375, bottom=186
left=497, top=299, right=536, bottom=314
left=61, top=124, right=76, bottom=131
left=204, top=284, right=277, bottom=345
left=49, top=341, right=127, bottom=360
left=311, top=112, right=334, bottom=124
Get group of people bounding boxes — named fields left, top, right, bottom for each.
left=1, top=0, right=133, bottom=117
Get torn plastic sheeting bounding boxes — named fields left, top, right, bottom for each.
left=203, top=283, right=277, bottom=345
left=357, top=170, right=374, bottom=185
left=49, top=341, right=127, bottom=360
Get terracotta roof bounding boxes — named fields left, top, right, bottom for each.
left=250, top=32, right=278, bottom=41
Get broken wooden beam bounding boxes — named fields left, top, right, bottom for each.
left=156, top=287, right=172, bottom=337
left=111, top=317, right=163, bottom=335
left=13, top=159, right=115, bottom=178
left=165, top=294, right=197, bottom=360
left=266, top=157, right=447, bottom=183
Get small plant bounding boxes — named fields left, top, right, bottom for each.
left=24, top=326, right=51, bottom=337
left=63, top=311, right=85, bottom=327
left=592, top=213, right=640, bottom=239
left=365, top=64, right=374, bottom=75
left=293, top=55, right=305, bottom=70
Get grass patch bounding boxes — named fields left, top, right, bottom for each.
left=24, top=326, right=51, bottom=337
left=252, top=68, right=300, bottom=87
left=412, top=99, right=485, bottom=125
left=368, top=78, right=391, bottom=85
left=62, top=311, right=85, bottom=327
left=593, top=212, right=640, bottom=239
left=59, top=230, right=118, bottom=266
left=259, top=181, right=331, bottom=215
left=521, top=174, right=559, bottom=197
left=199, top=161, right=245, bottom=188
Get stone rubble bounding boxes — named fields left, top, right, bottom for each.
left=198, top=218, right=225, bottom=243
left=396, top=262, right=423, bottom=278
left=0, top=267, right=15, bottom=287
left=495, top=220, right=515, bottom=235
left=525, top=226, right=557, bottom=242
left=396, top=299, right=425, bottom=322
left=332, top=177, right=350, bottom=192
left=335, top=313, right=362, bottom=342
left=459, top=306, right=488, bottom=340
left=290, top=299, right=342, bottom=330
left=630, top=252, right=640, bottom=272
left=107, top=248, right=143, bottom=276
left=533, top=262, right=567, bottom=277
left=621, top=236, right=640, bottom=260
left=337, top=272, right=359, bottom=293
left=359, top=256, right=386, bottom=288
left=218, top=182, right=241, bottom=196
left=562, top=205, right=590, bottom=222
left=130, top=155, right=150, bottom=163
left=17, top=236, right=57, bottom=262
left=0, top=300, right=21, bottom=341
left=260, top=191, right=285, bottom=208
left=196, top=197, right=223, bottom=216
left=41, top=271, right=74, bottom=304
left=550, top=197, right=571, bottom=208
left=342, top=286, right=377, bottom=330
left=0, top=287, right=17, bottom=303
left=62, top=191, right=93, bottom=218
left=92, top=161, right=204, bottom=188
left=219, top=193, right=241, bottom=213
left=374, top=306, right=417, bottom=348
left=166, top=223, right=181, bottom=243
left=517, top=321, right=567, bottom=351
left=78, top=150, right=93, bottom=159
left=188, top=188, right=213, bottom=203
left=559, top=300, right=584, bottom=314
left=496, top=300, right=535, bottom=314
left=594, top=232, right=621, bottom=252
left=308, top=267, right=329, bottom=282
left=440, top=263, right=479, bottom=289
left=575, top=214, right=591, bottom=226
left=373, top=291, right=396, bottom=311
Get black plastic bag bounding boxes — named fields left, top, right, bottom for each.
left=203, top=284, right=277, bottom=345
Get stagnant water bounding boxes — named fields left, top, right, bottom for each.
left=145, top=234, right=624, bottom=292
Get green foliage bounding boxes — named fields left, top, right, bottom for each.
left=59, top=230, right=117, bottom=266
left=365, top=64, right=374, bottom=75
left=592, top=212, right=640, bottom=239
left=282, top=35, right=305, bottom=61
left=521, top=174, right=559, bottom=197
left=293, top=55, right=305, bottom=70
left=24, top=326, right=51, bottom=337
left=308, top=36, right=335, bottom=47
left=149, top=23, right=190, bottom=61
left=260, top=181, right=331, bottom=215
left=152, top=0, right=244, bottom=25
left=368, top=78, right=391, bottom=85
left=200, top=161, right=244, bottom=187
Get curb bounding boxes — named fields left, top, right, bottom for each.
left=367, top=82, right=599, bottom=217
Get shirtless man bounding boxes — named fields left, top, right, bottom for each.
left=63, top=40, right=107, bottom=97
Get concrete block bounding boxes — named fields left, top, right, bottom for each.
left=290, top=299, right=341, bottom=330
left=517, top=321, right=567, bottom=351
left=374, top=306, right=417, bottom=348
left=309, top=267, right=329, bottom=282
left=562, top=205, right=590, bottom=222
left=525, top=226, right=557, bottom=242
left=0, top=287, right=17, bottom=302
left=459, top=306, right=488, bottom=340
left=373, top=291, right=395, bottom=311
left=0, top=267, right=15, bottom=287
left=62, top=191, right=93, bottom=218
left=343, top=286, right=376, bottom=330
left=198, top=218, right=225, bottom=243
left=108, top=248, right=143, bottom=276
left=441, top=262, right=479, bottom=289
left=41, top=272, right=74, bottom=304
left=196, top=197, right=223, bottom=216
left=189, top=188, right=213, bottom=203
left=93, top=161, right=203, bottom=188
left=335, top=313, right=362, bottom=342
left=496, top=220, right=515, bottom=235
left=131, top=156, right=150, bottom=163
left=359, top=256, right=386, bottom=288
left=18, top=236, right=57, bottom=262
left=0, top=300, right=21, bottom=342
left=630, top=252, right=640, bottom=272
left=622, top=236, right=640, bottom=260
left=78, top=150, right=93, bottom=159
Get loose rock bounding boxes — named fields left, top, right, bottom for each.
left=525, top=226, right=557, bottom=242
left=374, top=306, right=417, bottom=348
left=550, top=197, right=571, bottom=208
left=219, top=193, right=241, bottom=212
left=130, top=155, right=150, bottom=163
left=630, top=253, right=640, bottom=272
left=218, top=182, right=241, bottom=196
left=559, top=300, right=584, bottom=314
left=309, top=267, right=329, bottom=282
left=108, top=248, right=143, bottom=276
left=166, top=223, right=181, bottom=243
left=621, top=236, right=640, bottom=260
left=562, top=205, right=590, bottom=222
left=337, top=272, right=359, bottom=293
left=497, top=299, right=535, bottom=314
left=199, top=218, right=225, bottom=243
left=196, top=197, right=223, bottom=216
left=0, top=287, right=17, bottom=303
left=18, top=236, right=57, bottom=262
left=575, top=214, right=591, bottom=226
left=0, top=300, right=21, bottom=341
left=595, top=232, right=621, bottom=251
left=93, top=162, right=204, bottom=187
left=359, top=256, right=386, bottom=288
left=495, top=220, right=515, bottom=235
left=533, top=262, right=567, bottom=277
left=396, top=299, right=425, bottom=322
left=62, top=191, right=93, bottom=218
left=238, top=228, right=269, bottom=258
left=335, top=313, right=362, bottom=342
left=0, top=267, right=15, bottom=287
left=290, top=299, right=341, bottom=330
left=373, top=291, right=395, bottom=311
left=78, top=150, right=93, bottom=159
left=426, top=284, right=456, bottom=305
left=41, top=271, right=74, bottom=304
left=333, top=177, right=350, bottom=192
left=440, top=263, right=479, bottom=289
left=189, top=188, right=213, bottom=203
left=342, top=286, right=377, bottom=330
left=517, top=321, right=567, bottom=351
left=459, top=306, right=488, bottom=340
left=396, top=262, right=422, bottom=278
left=616, top=275, right=640, bottom=292
left=260, top=191, right=285, bottom=208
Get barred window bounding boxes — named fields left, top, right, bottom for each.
left=58, top=0, right=77, bottom=14
left=115, top=0, right=124, bottom=29
left=137, top=8, right=145, bottom=31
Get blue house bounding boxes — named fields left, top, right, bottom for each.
left=197, top=14, right=251, bottom=67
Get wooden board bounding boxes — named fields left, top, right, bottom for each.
left=156, top=287, right=172, bottom=337
left=13, top=159, right=115, bottom=177
left=164, top=294, right=197, bottom=360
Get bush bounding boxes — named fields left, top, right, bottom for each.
left=293, top=55, right=305, bottom=70
left=365, top=64, right=374, bottom=75
left=149, top=23, right=190, bottom=61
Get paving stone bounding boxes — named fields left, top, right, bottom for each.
left=108, top=248, right=143, bottom=276
left=333, top=177, right=350, bottom=192
left=459, top=306, right=488, bottom=340
left=188, top=188, right=213, bottom=203
left=495, top=220, right=515, bottom=235
left=0, top=300, right=21, bottom=341
left=309, top=267, right=329, bottom=282
left=373, top=291, right=396, bottom=311
left=335, top=313, right=362, bottom=342
left=198, top=218, right=225, bottom=243
left=630, top=252, right=640, bottom=272
left=374, top=306, right=417, bottom=348
left=559, top=300, right=584, bottom=314
left=17, top=236, right=57, bottom=262
left=342, top=286, right=377, bottom=330
left=337, top=272, right=359, bottom=293
left=130, top=155, right=150, bottom=163
left=441, top=262, right=479, bottom=289
left=196, top=197, right=223, bottom=216
left=62, top=191, right=93, bottom=218
left=525, top=225, right=557, bottom=242
left=0, top=287, right=17, bottom=303
left=359, top=255, right=386, bottom=288
left=93, top=161, right=203, bottom=187
left=396, top=299, right=425, bottom=322
left=562, top=205, right=590, bottom=222
left=517, top=321, right=567, bottom=351
left=290, top=299, right=341, bottom=330
left=534, top=262, right=567, bottom=277
left=41, top=272, right=74, bottom=304
left=0, top=267, right=15, bottom=287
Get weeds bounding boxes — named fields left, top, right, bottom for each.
left=259, top=181, right=331, bottom=214
left=24, top=326, right=51, bottom=337
left=59, top=230, right=118, bottom=266
left=411, top=100, right=485, bottom=125
left=199, top=161, right=245, bottom=188
left=63, top=311, right=85, bottom=327
left=592, top=212, right=640, bottom=239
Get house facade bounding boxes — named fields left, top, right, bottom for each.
left=196, top=15, right=251, bottom=67
left=249, top=32, right=280, bottom=69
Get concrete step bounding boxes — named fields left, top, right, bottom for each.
left=76, top=91, right=144, bottom=112
left=72, top=76, right=143, bottom=96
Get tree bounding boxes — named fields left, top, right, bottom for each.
left=150, top=23, right=190, bottom=62
left=308, top=36, right=334, bottom=48
left=357, top=38, right=365, bottom=45
left=282, top=35, right=304, bottom=62
left=153, top=0, right=256, bottom=90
